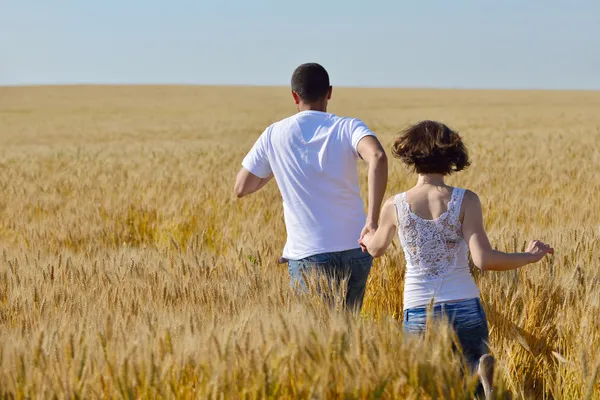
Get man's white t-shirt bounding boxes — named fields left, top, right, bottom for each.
left=242, top=110, right=376, bottom=260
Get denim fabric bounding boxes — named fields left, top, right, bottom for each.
left=403, top=297, right=489, bottom=371
left=288, top=248, right=373, bottom=311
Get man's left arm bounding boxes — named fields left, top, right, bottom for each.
left=351, top=120, right=388, bottom=246
left=357, top=136, right=388, bottom=233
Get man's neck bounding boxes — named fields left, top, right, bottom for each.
left=297, top=102, right=327, bottom=113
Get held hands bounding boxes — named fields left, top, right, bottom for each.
left=359, top=222, right=377, bottom=252
left=525, top=240, right=554, bottom=263
left=358, top=232, right=374, bottom=252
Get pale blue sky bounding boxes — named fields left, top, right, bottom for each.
left=1, top=0, right=599, bottom=89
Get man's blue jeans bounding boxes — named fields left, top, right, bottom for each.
left=287, top=248, right=373, bottom=312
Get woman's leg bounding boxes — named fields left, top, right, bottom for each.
left=445, top=298, right=493, bottom=398
left=478, top=354, right=495, bottom=399
left=445, top=298, right=490, bottom=371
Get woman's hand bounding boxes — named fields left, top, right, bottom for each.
left=358, top=232, right=374, bottom=252
left=359, top=222, right=378, bottom=252
left=525, top=240, right=554, bottom=263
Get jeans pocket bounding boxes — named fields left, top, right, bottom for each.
left=288, top=261, right=307, bottom=292
left=351, top=252, right=373, bottom=272
left=294, top=254, right=331, bottom=275
left=304, top=253, right=330, bottom=265
left=449, top=300, right=483, bottom=329
left=403, top=316, right=426, bottom=335
left=291, top=254, right=334, bottom=287
left=403, top=308, right=427, bottom=329
left=346, top=257, right=372, bottom=291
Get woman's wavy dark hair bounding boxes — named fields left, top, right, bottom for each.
left=392, top=120, right=470, bottom=175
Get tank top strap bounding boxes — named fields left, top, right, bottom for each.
left=449, top=187, right=466, bottom=223
left=393, top=193, right=406, bottom=225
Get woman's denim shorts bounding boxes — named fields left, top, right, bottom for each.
left=403, top=297, right=489, bottom=371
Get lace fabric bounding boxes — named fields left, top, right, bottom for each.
left=395, top=187, right=466, bottom=281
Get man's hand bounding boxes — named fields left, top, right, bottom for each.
left=358, top=231, right=374, bottom=250
left=359, top=222, right=378, bottom=252
left=357, top=198, right=398, bottom=258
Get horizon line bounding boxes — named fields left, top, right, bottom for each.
left=2, top=82, right=600, bottom=93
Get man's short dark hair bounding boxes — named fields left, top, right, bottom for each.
left=291, top=63, right=330, bottom=103
left=392, top=120, right=470, bottom=175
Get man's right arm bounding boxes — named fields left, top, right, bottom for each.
left=235, top=129, right=273, bottom=198
left=234, top=169, right=273, bottom=198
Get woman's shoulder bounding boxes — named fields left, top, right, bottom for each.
left=381, top=193, right=406, bottom=215
left=455, top=188, right=483, bottom=218
left=384, top=192, right=408, bottom=207
left=458, top=188, right=480, bottom=203
left=382, top=195, right=400, bottom=210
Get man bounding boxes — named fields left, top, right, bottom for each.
left=235, top=63, right=388, bottom=312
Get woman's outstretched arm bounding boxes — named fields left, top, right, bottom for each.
left=462, top=190, right=554, bottom=271
left=359, top=196, right=398, bottom=258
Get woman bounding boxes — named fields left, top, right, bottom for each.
left=359, top=120, right=553, bottom=398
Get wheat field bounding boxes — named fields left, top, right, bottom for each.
left=1, top=86, right=599, bottom=399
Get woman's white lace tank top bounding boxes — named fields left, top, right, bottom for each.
left=394, top=187, right=480, bottom=310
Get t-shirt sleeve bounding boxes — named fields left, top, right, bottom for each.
left=350, top=118, right=376, bottom=156
left=241, top=129, right=272, bottom=179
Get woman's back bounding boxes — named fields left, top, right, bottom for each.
left=395, top=185, right=479, bottom=309
left=402, top=185, right=458, bottom=221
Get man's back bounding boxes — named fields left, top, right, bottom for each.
left=235, top=62, right=387, bottom=312
left=242, top=110, right=375, bottom=259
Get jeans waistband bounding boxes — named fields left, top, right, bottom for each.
left=404, top=297, right=481, bottom=314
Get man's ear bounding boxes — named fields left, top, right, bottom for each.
left=327, top=86, right=333, bottom=100
left=292, top=91, right=301, bottom=105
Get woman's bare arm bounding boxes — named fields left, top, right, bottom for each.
left=462, top=190, right=553, bottom=271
